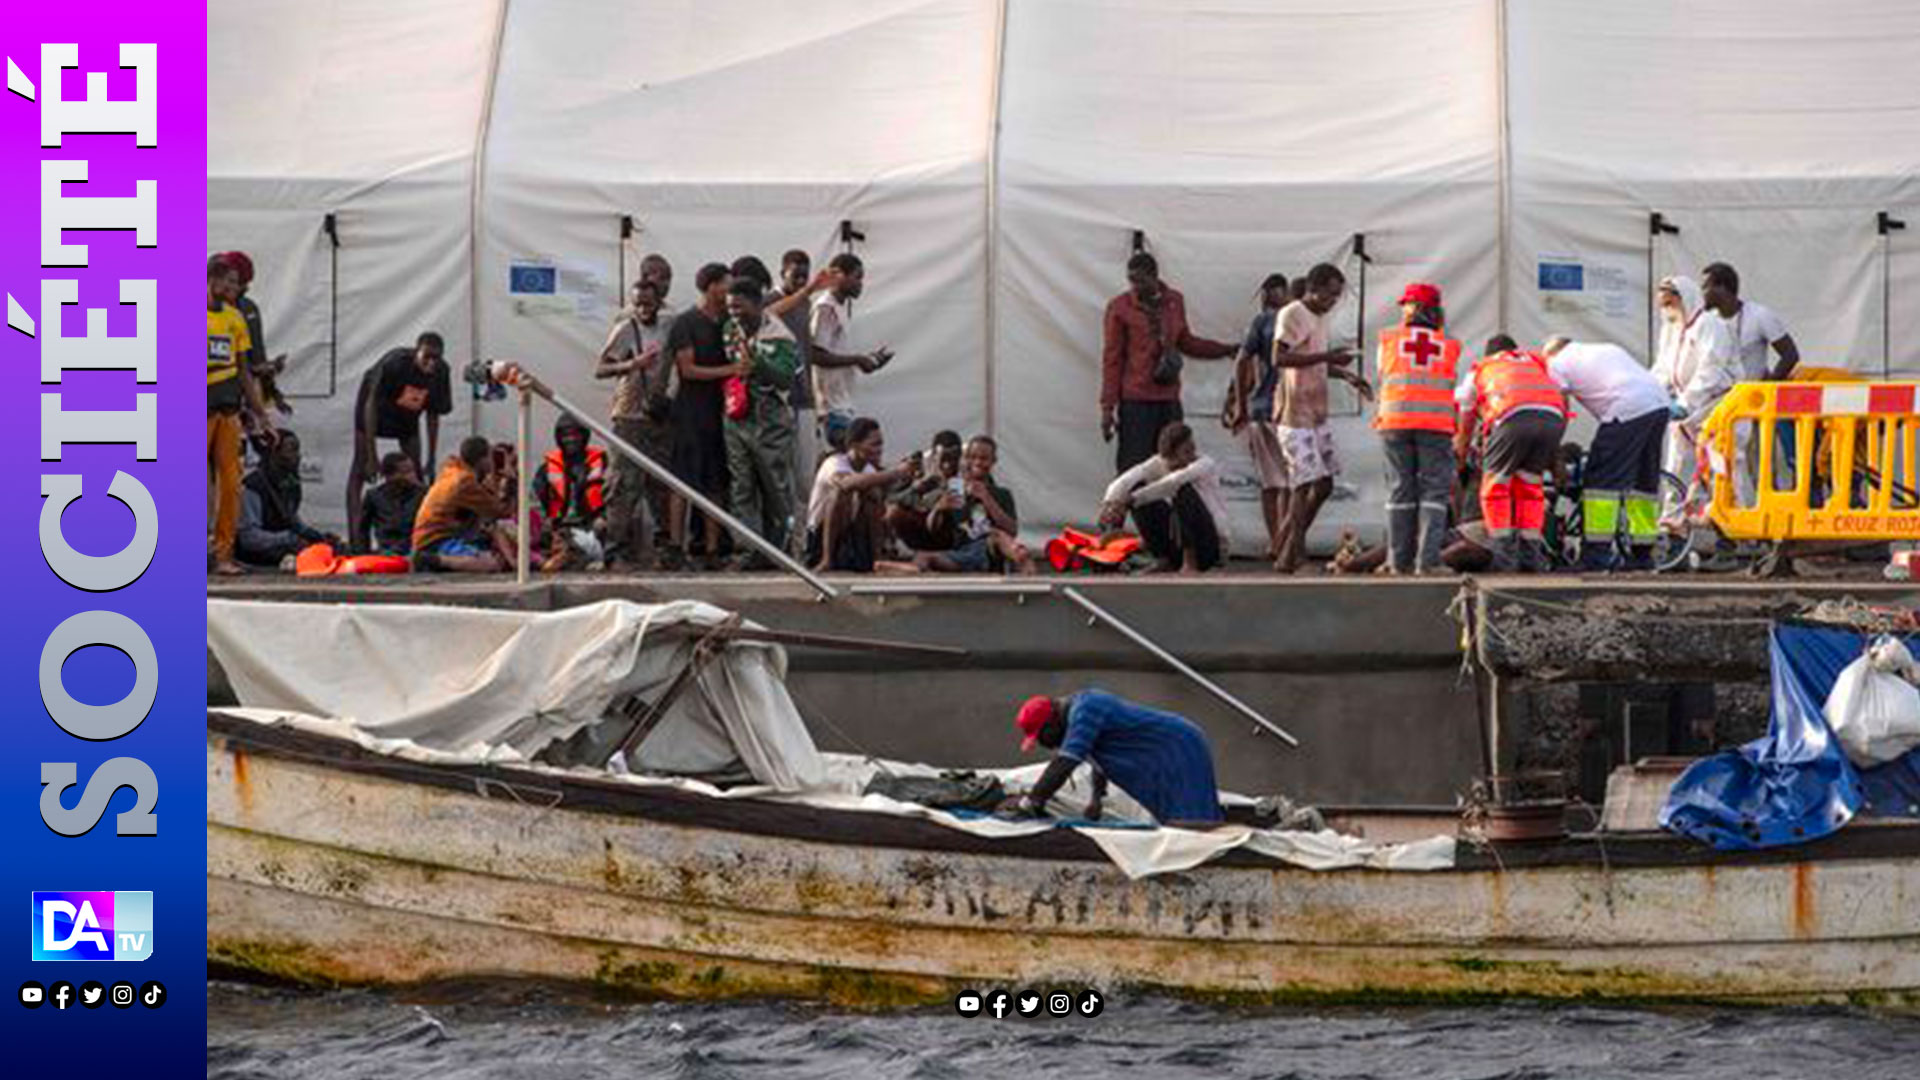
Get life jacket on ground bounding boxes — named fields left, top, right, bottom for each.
left=1375, top=325, right=1462, bottom=433
left=541, top=446, right=607, bottom=522
left=295, top=543, right=411, bottom=577
left=1046, top=527, right=1143, bottom=572
left=1474, top=350, right=1568, bottom=429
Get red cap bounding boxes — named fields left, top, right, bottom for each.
left=1399, top=282, right=1441, bottom=307
left=1015, top=696, right=1055, bottom=752
left=221, top=251, right=255, bottom=285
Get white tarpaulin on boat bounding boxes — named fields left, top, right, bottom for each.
left=207, top=598, right=827, bottom=791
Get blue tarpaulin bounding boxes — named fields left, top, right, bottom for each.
left=1660, top=623, right=1920, bottom=850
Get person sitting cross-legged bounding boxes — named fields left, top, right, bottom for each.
left=914, top=435, right=1035, bottom=574
left=1099, top=422, right=1230, bottom=574
left=412, top=435, right=521, bottom=572
left=885, top=429, right=964, bottom=553
left=235, top=431, right=339, bottom=569
left=355, top=451, right=426, bottom=556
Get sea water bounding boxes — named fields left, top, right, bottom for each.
left=208, top=981, right=1920, bottom=1079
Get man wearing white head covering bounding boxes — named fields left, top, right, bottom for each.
left=1651, top=275, right=1739, bottom=526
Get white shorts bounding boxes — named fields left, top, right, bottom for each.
left=1242, top=423, right=1290, bottom=490
left=1278, top=424, right=1339, bottom=487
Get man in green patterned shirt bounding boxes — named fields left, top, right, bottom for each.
left=722, top=277, right=811, bottom=565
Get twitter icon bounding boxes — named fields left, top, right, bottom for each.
left=79, top=980, right=106, bottom=1009
left=1016, top=990, right=1042, bottom=1017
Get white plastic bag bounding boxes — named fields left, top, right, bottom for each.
left=1823, top=636, right=1920, bottom=767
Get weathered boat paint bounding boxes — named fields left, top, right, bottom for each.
left=207, top=732, right=1920, bottom=1006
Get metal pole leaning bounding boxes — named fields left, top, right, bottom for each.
left=515, top=386, right=531, bottom=584
left=1059, top=586, right=1300, bottom=748
left=491, top=362, right=839, bottom=600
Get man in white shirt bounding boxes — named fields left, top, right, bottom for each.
left=1099, top=421, right=1230, bottom=573
left=1542, top=337, right=1671, bottom=570
left=808, top=253, right=893, bottom=453
left=1702, top=261, right=1802, bottom=494
left=804, top=415, right=920, bottom=573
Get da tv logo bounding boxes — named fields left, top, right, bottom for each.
left=31, top=892, right=153, bottom=962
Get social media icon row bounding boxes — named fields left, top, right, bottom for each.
left=19, top=980, right=164, bottom=1010
left=954, top=987, right=1102, bottom=1018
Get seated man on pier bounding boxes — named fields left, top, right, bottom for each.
left=885, top=429, right=963, bottom=553
left=803, top=416, right=923, bottom=573
left=356, top=451, right=426, bottom=556
left=533, top=413, right=610, bottom=571
left=1099, top=422, right=1230, bottom=573
left=412, top=435, right=520, bottom=572
left=914, top=435, right=1035, bottom=574
left=1003, top=690, right=1224, bottom=826
left=235, top=431, right=339, bottom=569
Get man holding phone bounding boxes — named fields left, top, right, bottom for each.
left=808, top=253, right=893, bottom=451
left=596, top=278, right=673, bottom=569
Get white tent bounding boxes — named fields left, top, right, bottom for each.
left=210, top=0, right=1920, bottom=542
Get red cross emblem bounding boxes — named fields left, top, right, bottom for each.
left=1399, top=327, right=1442, bottom=371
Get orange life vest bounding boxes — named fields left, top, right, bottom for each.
left=1473, top=351, right=1567, bottom=429
left=1045, top=527, right=1143, bottom=572
left=542, top=446, right=607, bottom=522
left=1374, top=325, right=1462, bottom=433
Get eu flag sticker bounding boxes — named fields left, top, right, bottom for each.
left=509, top=263, right=558, bottom=294
left=1537, top=262, right=1585, bottom=291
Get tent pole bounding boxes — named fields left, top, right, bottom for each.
left=982, top=0, right=1009, bottom=438
left=514, top=386, right=530, bottom=585
left=467, top=0, right=512, bottom=442
left=1495, top=0, right=1512, bottom=336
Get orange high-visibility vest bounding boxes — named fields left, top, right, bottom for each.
left=1474, top=351, right=1567, bottom=428
left=542, top=446, right=608, bottom=521
left=1375, top=325, right=1462, bottom=433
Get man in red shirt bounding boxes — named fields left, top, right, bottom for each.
left=1100, top=253, right=1236, bottom=473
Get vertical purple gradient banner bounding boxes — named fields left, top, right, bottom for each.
left=0, top=4, right=206, bottom=1067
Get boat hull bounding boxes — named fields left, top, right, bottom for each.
left=207, top=725, right=1920, bottom=1006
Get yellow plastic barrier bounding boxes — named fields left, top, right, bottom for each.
left=1701, top=375, right=1920, bottom=542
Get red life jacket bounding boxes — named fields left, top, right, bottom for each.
left=542, top=446, right=607, bottom=522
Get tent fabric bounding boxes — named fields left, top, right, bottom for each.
left=207, top=598, right=827, bottom=791
left=210, top=708, right=1455, bottom=878
left=210, top=0, right=1920, bottom=540
left=1660, top=624, right=1920, bottom=851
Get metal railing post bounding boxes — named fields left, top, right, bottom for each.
left=1060, top=586, right=1300, bottom=748
left=492, top=362, right=838, bottom=599
left=515, top=385, right=531, bottom=584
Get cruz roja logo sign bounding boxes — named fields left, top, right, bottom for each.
left=31, top=892, right=153, bottom=961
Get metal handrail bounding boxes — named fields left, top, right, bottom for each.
left=1060, top=586, right=1301, bottom=748
left=494, top=362, right=838, bottom=599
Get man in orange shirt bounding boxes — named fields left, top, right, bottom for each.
left=412, top=436, right=520, bottom=572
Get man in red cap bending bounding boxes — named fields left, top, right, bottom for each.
left=1003, top=690, right=1223, bottom=825
left=1374, top=282, right=1462, bottom=574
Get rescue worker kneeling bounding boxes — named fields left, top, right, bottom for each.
left=1374, top=283, right=1462, bottom=574
left=1455, top=335, right=1569, bottom=572
left=535, top=413, right=610, bottom=570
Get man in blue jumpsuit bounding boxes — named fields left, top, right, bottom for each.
left=1005, top=690, right=1224, bottom=825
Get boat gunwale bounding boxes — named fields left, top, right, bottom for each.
left=207, top=711, right=1920, bottom=874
